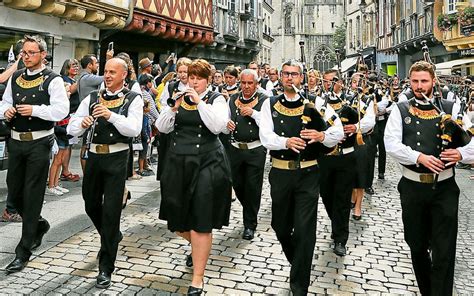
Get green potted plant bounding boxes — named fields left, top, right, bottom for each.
left=437, top=13, right=458, bottom=31
left=458, top=7, right=474, bottom=27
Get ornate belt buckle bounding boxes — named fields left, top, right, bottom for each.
left=96, top=144, right=110, bottom=154
left=288, top=160, right=299, bottom=170
left=238, top=143, right=248, bottom=149
left=419, top=174, right=434, bottom=183
left=19, top=132, right=33, bottom=141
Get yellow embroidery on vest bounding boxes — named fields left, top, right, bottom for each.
left=99, top=96, right=124, bottom=109
left=236, top=97, right=258, bottom=109
left=274, top=100, right=304, bottom=116
left=180, top=100, right=198, bottom=111
left=408, top=106, right=440, bottom=120
left=16, top=75, right=44, bottom=89
left=329, top=102, right=342, bottom=111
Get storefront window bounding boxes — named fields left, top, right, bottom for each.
left=0, top=29, right=54, bottom=69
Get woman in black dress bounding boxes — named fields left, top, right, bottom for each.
left=155, top=59, right=232, bottom=295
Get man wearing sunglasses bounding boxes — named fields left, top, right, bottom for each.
left=0, top=35, right=69, bottom=273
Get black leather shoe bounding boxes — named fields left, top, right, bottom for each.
left=122, top=190, right=131, bottom=209
left=351, top=202, right=355, bottom=209
left=6, top=258, right=28, bottom=274
left=242, top=228, right=255, bottom=240
left=334, top=243, right=346, bottom=256
left=378, top=173, right=385, bottom=180
left=96, top=271, right=111, bottom=289
left=352, top=214, right=362, bottom=221
left=31, top=219, right=51, bottom=250
left=187, top=283, right=204, bottom=295
left=365, top=187, right=375, bottom=195
left=186, top=254, right=193, bottom=267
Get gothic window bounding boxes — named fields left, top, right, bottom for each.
left=312, top=44, right=336, bottom=72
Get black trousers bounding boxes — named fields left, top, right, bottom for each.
left=228, top=145, right=266, bottom=230
left=398, top=176, right=459, bottom=296
left=375, top=119, right=387, bottom=175
left=7, top=136, right=53, bottom=260
left=269, top=166, right=319, bottom=296
left=83, top=150, right=128, bottom=274
left=319, top=153, right=356, bottom=244
left=365, top=133, right=376, bottom=188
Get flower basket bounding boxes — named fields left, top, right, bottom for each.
left=437, top=13, right=458, bottom=31
left=458, top=7, right=474, bottom=27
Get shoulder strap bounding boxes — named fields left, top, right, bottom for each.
left=206, top=90, right=221, bottom=105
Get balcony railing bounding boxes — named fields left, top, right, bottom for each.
left=244, top=17, right=259, bottom=42
left=223, top=11, right=239, bottom=40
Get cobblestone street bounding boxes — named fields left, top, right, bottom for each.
left=0, top=154, right=472, bottom=295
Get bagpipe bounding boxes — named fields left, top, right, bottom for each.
left=298, top=40, right=327, bottom=133
left=420, top=40, right=472, bottom=188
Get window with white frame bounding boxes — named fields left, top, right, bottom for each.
left=446, top=0, right=457, bottom=13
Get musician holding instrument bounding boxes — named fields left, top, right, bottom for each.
left=225, top=69, right=268, bottom=240
left=0, top=35, right=69, bottom=274
left=68, top=58, right=143, bottom=288
left=259, top=59, right=343, bottom=295
left=157, top=57, right=192, bottom=180
left=319, top=70, right=375, bottom=256
left=384, top=61, right=474, bottom=295
left=155, top=59, right=232, bottom=295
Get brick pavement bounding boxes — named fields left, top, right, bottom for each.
left=0, top=156, right=472, bottom=295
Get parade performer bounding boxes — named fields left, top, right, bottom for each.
left=225, top=69, right=268, bottom=240
left=259, top=59, right=343, bottom=295
left=67, top=58, right=143, bottom=288
left=0, top=35, right=69, bottom=273
left=156, top=59, right=232, bottom=295
left=385, top=61, right=474, bottom=295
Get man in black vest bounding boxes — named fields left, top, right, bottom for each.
left=0, top=35, right=69, bottom=273
left=68, top=58, right=143, bottom=288
left=319, top=70, right=375, bottom=256
left=226, top=69, right=268, bottom=240
left=260, top=59, right=343, bottom=296
left=385, top=61, right=474, bottom=295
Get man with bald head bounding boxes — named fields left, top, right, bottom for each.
left=226, top=69, right=268, bottom=240
left=68, top=58, right=143, bottom=288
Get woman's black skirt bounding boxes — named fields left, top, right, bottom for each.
left=159, top=145, right=232, bottom=233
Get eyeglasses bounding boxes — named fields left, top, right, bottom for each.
left=20, top=50, right=42, bottom=57
left=281, top=71, right=300, bottom=78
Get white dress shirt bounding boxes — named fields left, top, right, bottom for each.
left=359, top=100, right=376, bottom=133
left=0, top=66, right=69, bottom=122
left=67, top=87, right=143, bottom=138
left=384, top=98, right=474, bottom=165
left=259, top=94, right=344, bottom=151
left=155, top=89, right=229, bottom=135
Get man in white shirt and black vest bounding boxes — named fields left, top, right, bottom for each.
left=0, top=35, right=69, bottom=274
left=259, top=59, right=344, bottom=296
left=225, top=69, right=268, bottom=240
left=68, top=58, right=143, bottom=289
left=385, top=61, right=474, bottom=295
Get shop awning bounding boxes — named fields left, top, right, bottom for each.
left=333, top=55, right=370, bottom=73
left=435, top=58, right=474, bottom=75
